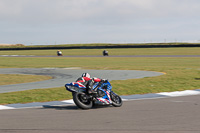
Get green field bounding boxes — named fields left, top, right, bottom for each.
left=1, top=47, right=200, bottom=56
left=0, top=47, right=200, bottom=104
left=0, top=74, right=52, bottom=85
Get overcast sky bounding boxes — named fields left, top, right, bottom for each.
left=0, top=0, right=200, bottom=45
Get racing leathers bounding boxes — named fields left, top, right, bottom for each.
left=76, top=76, right=102, bottom=94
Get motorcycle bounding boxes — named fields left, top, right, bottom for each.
left=65, top=80, right=122, bottom=109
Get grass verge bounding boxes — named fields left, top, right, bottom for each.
left=0, top=74, right=52, bottom=85
left=0, top=56, right=200, bottom=104
left=0, top=47, right=200, bottom=56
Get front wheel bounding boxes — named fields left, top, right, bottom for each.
left=110, top=91, right=123, bottom=107
left=73, top=92, right=93, bottom=109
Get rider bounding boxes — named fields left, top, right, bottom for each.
left=76, top=73, right=104, bottom=94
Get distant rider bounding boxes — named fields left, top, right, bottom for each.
left=76, top=73, right=105, bottom=94
left=57, top=50, right=62, bottom=56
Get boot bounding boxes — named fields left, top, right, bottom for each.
left=87, top=87, right=97, bottom=94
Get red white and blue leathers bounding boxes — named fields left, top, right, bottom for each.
left=76, top=77, right=102, bottom=92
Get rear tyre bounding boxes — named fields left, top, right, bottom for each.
left=110, top=91, right=123, bottom=107
left=73, top=92, right=93, bottom=109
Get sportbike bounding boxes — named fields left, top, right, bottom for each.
left=65, top=80, right=122, bottom=109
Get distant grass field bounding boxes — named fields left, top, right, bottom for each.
left=0, top=47, right=200, bottom=104
left=0, top=47, right=200, bottom=56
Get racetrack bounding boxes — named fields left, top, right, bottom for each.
left=0, top=68, right=163, bottom=93
left=1, top=95, right=200, bottom=133
left=1, top=67, right=200, bottom=132
left=1, top=55, right=200, bottom=57
left=0, top=68, right=164, bottom=109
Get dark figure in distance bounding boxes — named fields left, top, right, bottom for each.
left=103, top=50, right=108, bottom=56
left=57, top=50, right=62, bottom=56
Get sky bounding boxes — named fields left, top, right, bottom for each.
left=0, top=0, right=200, bottom=45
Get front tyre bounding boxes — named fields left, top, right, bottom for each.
left=73, top=92, right=93, bottom=109
left=110, top=91, right=123, bottom=107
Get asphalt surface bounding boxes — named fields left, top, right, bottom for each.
left=0, top=68, right=163, bottom=93
left=0, top=95, right=200, bottom=133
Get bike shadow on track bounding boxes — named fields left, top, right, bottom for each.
left=42, top=104, right=113, bottom=110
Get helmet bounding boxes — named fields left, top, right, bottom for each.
left=82, top=73, right=90, bottom=78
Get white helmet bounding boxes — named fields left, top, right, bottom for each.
left=82, top=73, right=90, bottom=78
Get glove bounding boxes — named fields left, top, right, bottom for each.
left=101, top=79, right=107, bottom=83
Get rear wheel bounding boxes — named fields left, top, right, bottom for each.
left=110, top=91, right=122, bottom=107
left=73, top=92, right=93, bottom=109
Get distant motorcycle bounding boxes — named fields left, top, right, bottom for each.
left=65, top=80, right=122, bottom=109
